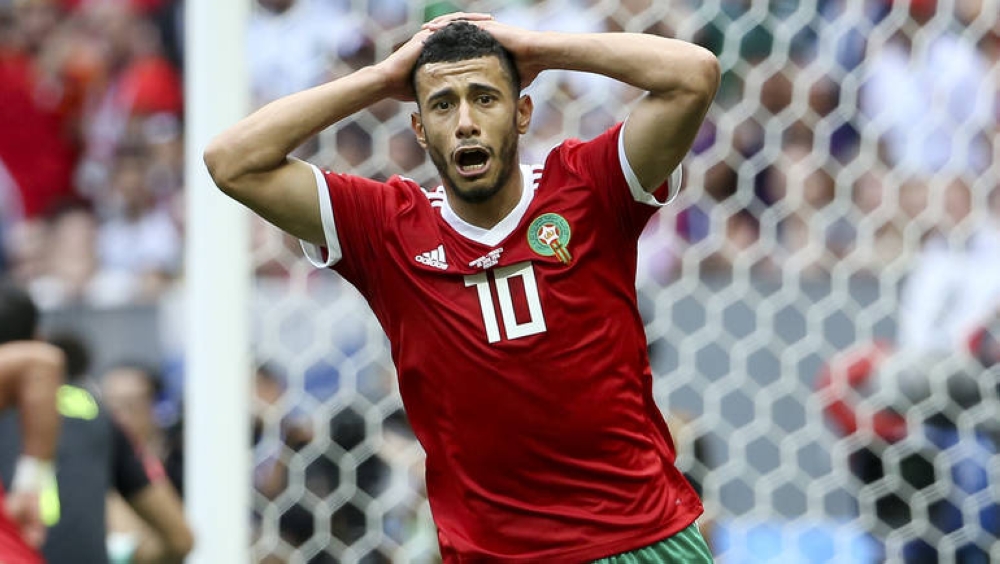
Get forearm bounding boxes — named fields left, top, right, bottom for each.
left=529, top=32, right=718, bottom=97
left=128, top=482, right=194, bottom=562
left=9, top=345, right=63, bottom=461
left=204, top=65, right=392, bottom=184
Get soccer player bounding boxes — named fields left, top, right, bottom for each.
left=0, top=332, right=194, bottom=564
left=206, top=12, right=719, bottom=561
left=0, top=282, right=64, bottom=564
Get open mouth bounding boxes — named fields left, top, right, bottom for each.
left=454, top=147, right=491, bottom=177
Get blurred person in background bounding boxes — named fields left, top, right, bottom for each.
left=859, top=1, right=993, bottom=176
left=248, top=0, right=365, bottom=110
left=818, top=177, right=1000, bottom=561
left=72, top=0, right=183, bottom=203
left=101, top=361, right=183, bottom=494
left=0, top=281, right=64, bottom=564
left=0, top=329, right=192, bottom=564
left=17, top=199, right=101, bottom=309
left=94, top=141, right=182, bottom=306
left=0, top=0, right=81, bottom=223
left=206, top=11, right=719, bottom=561
left=898, top=177, right=1000, bottom=354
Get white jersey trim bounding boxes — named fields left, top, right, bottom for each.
left=299, top=164, right=343, bottom=268
left=618, top=119, right=682, bottom=207
left=439, top=164, right=539, bottom=247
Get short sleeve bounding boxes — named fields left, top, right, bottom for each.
left=554, top=122, right=680, bottom=240
left=299, top=164, right=344, bottom=268
left=297, top=166, right=419, bottom=293
left=618, top=119, right=683, bottom=207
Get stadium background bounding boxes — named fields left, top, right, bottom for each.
left=1, top=0, right=999, bottom=562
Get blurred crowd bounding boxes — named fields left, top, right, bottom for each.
left=0, top=0, right=183, bottom=308
left=2, top=0, right=1000, bottom=561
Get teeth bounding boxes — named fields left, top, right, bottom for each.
left=459, top=162, right=487, bottom=172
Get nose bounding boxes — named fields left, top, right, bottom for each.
left=455, top=100, right=480, bottom=139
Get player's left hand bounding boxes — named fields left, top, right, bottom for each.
left=4, top=490, right=46, bottom=548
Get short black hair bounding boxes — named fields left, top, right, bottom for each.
left=47, top=331, right=91, bottom=383
left=0, top=281, right=38, bottom=345
left=410, top=21, right=521, bottom=101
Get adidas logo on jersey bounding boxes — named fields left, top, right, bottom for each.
left=415, top=245, right=449, bottom=270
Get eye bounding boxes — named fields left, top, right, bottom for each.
left=432, top=100, right=452, bottom=111
left=477, top=94, right=495, bottom=105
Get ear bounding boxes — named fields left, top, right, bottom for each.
left=516, top=95, right=533, bottom=135
left=411, top=112, right=426, bottom=149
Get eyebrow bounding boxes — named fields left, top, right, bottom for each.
left=426, top=82, right=505, bottom=105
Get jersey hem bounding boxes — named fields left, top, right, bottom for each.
left=445, top=509, right=703, bottom=563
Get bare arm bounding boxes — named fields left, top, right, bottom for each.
left=203, top=29, right=434, bottom=245
left=0, top=342, right=64, bottom=459
left=126, top=482, right=194, bottom=564
left=0, top=341, right=64, bottom=547
left=429, top=14, right=720, bottom=192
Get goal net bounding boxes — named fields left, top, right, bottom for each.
left=246, top=1, right=1000, bottom=562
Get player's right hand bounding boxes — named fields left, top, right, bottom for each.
left=4, top=490, right=46, bottom=548
left=377, top=28, right=434, bottom=102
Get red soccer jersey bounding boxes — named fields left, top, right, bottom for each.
left=303, top=123, right=702, bottom=561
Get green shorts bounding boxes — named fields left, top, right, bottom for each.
left=592, top=523, right=714, bottom=564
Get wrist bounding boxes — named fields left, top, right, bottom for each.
left=367, top=62, right=410, bottom=101
left=11, top=456, right=54, bottom=493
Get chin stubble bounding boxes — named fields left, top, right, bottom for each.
left=431, top=132, right=520, bottom=206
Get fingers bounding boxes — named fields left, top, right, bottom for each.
left=22, top=521, right=45, bottom=548
left=5, top=492, right=45, bottom=547
left=422, top=12, right=493, bottom=31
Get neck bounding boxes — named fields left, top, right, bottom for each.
left=447, top=166, right=523, bottom=230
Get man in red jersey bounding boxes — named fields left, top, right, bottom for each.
left=0, top=283, right=64, bottom=564
left=206, top=12, right=719, bottom=562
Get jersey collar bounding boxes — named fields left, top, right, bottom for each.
left=438, top=164, right=538, bottom=247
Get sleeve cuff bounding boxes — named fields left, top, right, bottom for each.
left=618, top=120, right=683, bottom=207
left=299, top=164, right=343, bottom=268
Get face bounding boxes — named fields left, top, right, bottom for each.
left=102, top=367, right=156, bottom=442
left=412, top=56, right=531, bottom=205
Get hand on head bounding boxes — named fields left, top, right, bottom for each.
left=421, top=13, right=543, bottom=90
left=380, top=12, right=541, bottom=101
left=420, top=11, right=494, bottom=31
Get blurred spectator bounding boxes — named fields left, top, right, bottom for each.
left=898, top=177, right=1000, bottom=352
left=248, top=0, right=365, bottom=109
left=21, top=201, right=101, bottom=309
left=74, top=1, right=183, bottom=201
left=94, top=144, right=182, bottom=305
left=0, top=0, right=81, bottom=221
left=101, top=364, right=171, bottom=461
left=818, top=176, right=1000, bottom=561
left=859, top=4, right=993, bottom=175
left=760, top=137, right=837, bottom=277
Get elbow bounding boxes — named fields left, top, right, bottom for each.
left=202, top=138, right=235, bottom=193
left=26, top=343, right=66, bottom=389
left=203, top=136, right=241, bottom=196
left=688, top=47, right=721, bottom=107
left=167, top=525, right=195, bottom=560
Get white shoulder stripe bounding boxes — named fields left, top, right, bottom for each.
left=618, top=119, right=682, bottom=207
left=299, top=164, right=343, bottom=268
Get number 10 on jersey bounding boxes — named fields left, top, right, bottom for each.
left=464, top=262, right=547, bottom=343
